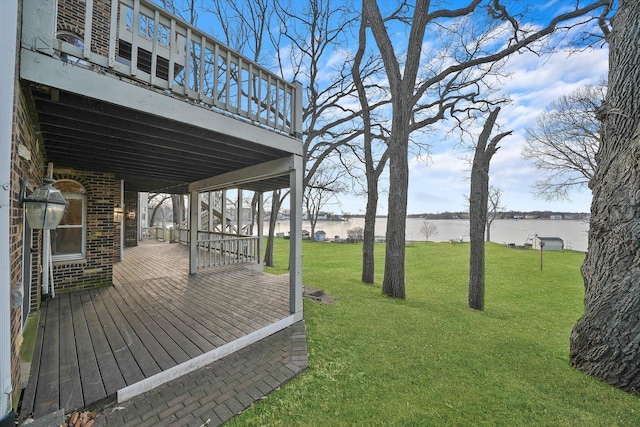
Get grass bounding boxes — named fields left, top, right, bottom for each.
left=228, top=240, right=640, bottom=426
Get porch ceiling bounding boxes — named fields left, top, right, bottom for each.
left=29, top=85, right=293, bottom=194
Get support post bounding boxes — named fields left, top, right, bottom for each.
left=289, top=155, right=303, bottom=314
left=292, top=81, right=303, bottom=138
left=221, top=190, right=227, bottom=233
left=189, top=190, right=198, bottom=274
left=257, top=192, right=263, bottom=266
left=237, top=189, right=243, bottom=235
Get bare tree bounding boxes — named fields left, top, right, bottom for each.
left=351, top=6, right=390, bottom=283
left=148, top=193, right=172, bottom=228
left=304, top=165, right=347, bottom=240
left=347, top=227, right=364, bottom=242
left=570, top=1, right=640, bottom=392
left=419, top=220, right=438, bottom=243
left=362, top=0, right=612, bottom=299
left=468, top=108, right=511, bottom=311
left=264, top=189, right=287, bottom=267
left=486, top=186, right=505, bottom=242
left=523, top=84, right=605, bottom=200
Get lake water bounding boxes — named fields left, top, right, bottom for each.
left=270, top=218, right=590, bottom=252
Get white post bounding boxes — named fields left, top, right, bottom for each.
left=221, top=190, right=227, bottom=234
left=289, top=155, right=303, bottom=315
left=0, top=0, right=18, bottom=419
left=257, top=192, right=263, bottom=265
left=189, top=190, right=198, bottom=274
left=237, top=189, right=243, bottom=235
left=83, top=0, right=94, bottom=59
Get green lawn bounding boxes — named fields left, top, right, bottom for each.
left=228, top=240, right=639, bottom=426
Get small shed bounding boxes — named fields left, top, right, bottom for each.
left=315, top=230, right=327, bottom=241
left=537, top=236, right=564, bottom=251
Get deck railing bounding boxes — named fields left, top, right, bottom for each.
left=196, top=234, right=259, bottom=269
left=51, top=0, right=302, bottom=137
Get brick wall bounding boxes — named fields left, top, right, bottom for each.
left=57, top=0, right=113, bottom=57
left=11, top=81, right=47, bottom=408
left=52, top=169, right=121, bottom=292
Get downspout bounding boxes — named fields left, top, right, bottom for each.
left=0, top=0, right=18, bottom=422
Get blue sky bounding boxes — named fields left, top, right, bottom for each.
left=155, top=0, right=609, bottom=216
left=334, top=3, right=610, bottom=215
left=399, top=45, right=608, bottom=215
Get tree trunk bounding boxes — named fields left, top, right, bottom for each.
left=264, top=190, right=282, bottom=267
left=362, top=178, right=378, bottom=283
left=383, top=130, right=409, bottom=299
left=570, top=1, right=640, bottom=392
left=469, top=108, right=510, bottom=311
left=485, top=223, right=491, bottom=242
left=469, top=172, right=488, bottom=311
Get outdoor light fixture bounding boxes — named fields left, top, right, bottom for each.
left=20, top=178, right=68, bottom=230
left=113, top=205, right=124, bottom=222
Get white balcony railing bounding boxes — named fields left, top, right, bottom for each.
left=196, top=234, right=259, bottom=269
left=48, top=0, right=302, bottom=137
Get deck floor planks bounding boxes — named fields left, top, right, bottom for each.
left=21, top=241, right=291, bottom=420
left=140, top=276, right=248, bottom=341
left=121, top=277, right=219, bottom=352
left=90, top=288, right=146, bottom=385
left=112, top=278, right=206, bottom=359
left=201, top=268, right=290, bottom=321
left=110, top=283, right=192, bottom=366
left=33, top=298, right=61, bottom=418
left=57, top=293, right=84, bottom=412
left=68, top=291, right=107, bottom=407
left=100, top=288, right=162, bottom=379
left=78, top=290, right=127, bottom=396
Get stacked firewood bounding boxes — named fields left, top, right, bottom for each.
left=63, top=411, right=97, bottom=427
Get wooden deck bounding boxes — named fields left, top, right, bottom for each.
left=20, top=241, right=290, bottom=420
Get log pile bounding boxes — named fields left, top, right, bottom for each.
left=63, top=411, right=97, bottom=427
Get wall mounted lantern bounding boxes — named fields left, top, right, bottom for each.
left=114, top=204, right=124, bottom=222
left=20, top=178, right=68, bottom=230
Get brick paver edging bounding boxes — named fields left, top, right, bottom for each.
left=94, top=321, right=308, bottom=426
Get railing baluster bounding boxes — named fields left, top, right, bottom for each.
left=150, top=9, right=159, bottom=86
left=168, top=18, right=176, bottom=89
left=108, top=0, right=119, bottom=67
left=84, top=0, right=94, bottom=58
left=247, top=63, right=253, bottom=120
left=213, top=43, right=219, bottom=105
left=131, top=0, right=140, bottom=76
left=199, top=35, right=206, bottom=100
left=225, top=50, right=231, bottom=110
left=184, top=27, right=192, bottom=94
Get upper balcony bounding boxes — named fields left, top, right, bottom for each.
left=20, top=0, right=303, bottom=194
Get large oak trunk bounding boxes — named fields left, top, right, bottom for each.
left=383, top=133, right=409, bottom=299
left=570, top=1, right=640, bottom=392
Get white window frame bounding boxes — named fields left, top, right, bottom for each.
left=52, top=185, right=87, bottom=262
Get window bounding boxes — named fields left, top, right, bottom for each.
left=51, top=180, right=86, bottom=261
